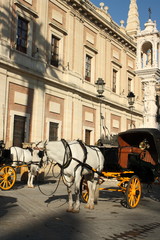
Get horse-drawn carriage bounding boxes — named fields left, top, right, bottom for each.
left=1, top=128, right=160, bottom=211
left=80, top=128, right=160, bottom=208
left=0, top=141, right=40, bottom=190
left=0, top=140, right=17, bottom=190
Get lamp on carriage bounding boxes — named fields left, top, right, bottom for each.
left=127, top=91, right=135, bottom=128
left=95, top=78, right=105, bottom=140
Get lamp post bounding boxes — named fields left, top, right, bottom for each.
left=95, top=78, right=105, bottom=140
left=127, top=91, right=135, bottom=128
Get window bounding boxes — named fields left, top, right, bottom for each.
left=16, top=16, right=28, bottom=54
left=85, top=55, right=92, bottom=81
left=128, top=77, right=132, bottom=93
left=49, top=122, right=59, bottom=141
left=85, top=129, right=91, bottom=145
left=112, top=69, right=117, bottom=93
left=51, top=35, right=59, bottom=67
left=13, top=115, right=26, bottom=147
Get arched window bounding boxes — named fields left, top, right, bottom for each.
left=141, top=41, right=153, bottom=68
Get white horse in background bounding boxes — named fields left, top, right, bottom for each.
left=35, top=139, right=104, bottom=213
left=10, top=146, right=44, bottom=188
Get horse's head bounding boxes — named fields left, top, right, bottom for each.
left=31, top=140, right=48, bottom=165
left=31, top=140, right=47, bottom=150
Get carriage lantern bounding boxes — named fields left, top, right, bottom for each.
left=127, top=91, right=135, bottom=128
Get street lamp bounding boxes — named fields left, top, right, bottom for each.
left=127, top=91, right=135, bottom=128
left=95, top=78, right=105, bottom=96
left=95, top=78, right=105, bottom=141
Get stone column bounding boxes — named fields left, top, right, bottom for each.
left=142, top=77, right=158, bottom=128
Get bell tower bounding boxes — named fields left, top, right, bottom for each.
left=126, top=0, right=140, bottom=37
left=136, top=10, right=160, bottom=128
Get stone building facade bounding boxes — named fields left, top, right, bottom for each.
left=0, top=0, right=144, bottom=148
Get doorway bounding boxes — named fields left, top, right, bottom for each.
left=85, top=129, right=91, bottom=145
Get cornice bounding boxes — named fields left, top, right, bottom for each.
left=127, top=69, right=136, bottom=76
left=136, top=68, right=160, bottom=78
left=63, top=0, right=136, bottom=53
left=111, top=60, right=122, bottom=68
left=84, top=43, right=98, bottom=54
left=49, top=21, right=68, bottom=35
left=14, top=0, right=39, bottom=18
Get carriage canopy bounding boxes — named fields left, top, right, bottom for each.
left=118, top=128, right=160, bottom=164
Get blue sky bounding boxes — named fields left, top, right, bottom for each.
left=91, top=0, right=160, bottom=31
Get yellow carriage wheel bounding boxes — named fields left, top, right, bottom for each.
left=80, top=177, right=89, bottom=203
left=126, top=175, right=141, bottom=208
left=0, top=166, right=16, bottom=190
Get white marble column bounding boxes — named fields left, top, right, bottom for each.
left=142, top=77, right=158, bottom=128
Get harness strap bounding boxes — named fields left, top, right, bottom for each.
left=61, top=139, right=72, bottom=169
left=60, top=139, right=100, bottom=178
left=77, top=140, right=88, bottom=164
left=72, top=157, right=103, bottom=177
left=76, top=140, right=88, bottom=176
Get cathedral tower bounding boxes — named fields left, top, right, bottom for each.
left=136, top=10, right=160, bottom=128
left=126, top=0, right=140, bottom=37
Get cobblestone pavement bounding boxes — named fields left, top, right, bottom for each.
left=0, top=177, right=160, bottom=240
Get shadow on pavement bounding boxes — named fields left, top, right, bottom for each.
left=1, top=209, right=85, bottom=240
left=0, top=195, right=18, bottom=217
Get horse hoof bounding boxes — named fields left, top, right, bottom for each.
left=66, top=208, right=73, bottom=213
left=72, top=209, right=80, bottom=213
left=84, top=204, right=90, bottom=209
left=89, top=205, right=94, bottom=210
left=84, top=204, right=94, bottom=210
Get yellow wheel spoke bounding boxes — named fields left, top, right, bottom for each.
left=126, top=176, right=141, bottom=208
left=0, top=166, right=16, bottom=190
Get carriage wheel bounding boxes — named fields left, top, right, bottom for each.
left=80, top=177, right=89, bottom=203
left=125, top=175, right=141, bottom=209
left=0, top=166, right=16, bottom=190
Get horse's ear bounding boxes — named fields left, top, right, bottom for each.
left=31, top=142, right=36, bottom=148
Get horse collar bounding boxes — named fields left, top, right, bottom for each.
left=61, top=139, right=72, bottom=169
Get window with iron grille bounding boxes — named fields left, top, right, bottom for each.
left=112, top=69, right=117, bottom=93
left=49, top=122, right=59, bottom=141
left=85, top=54, right=92, bottom=82
left=16, top=16, right=28, bottom=54
left=51, top=35, right=59, bottom=67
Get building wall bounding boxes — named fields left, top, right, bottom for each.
left=0, top=0, right=143, bottom=147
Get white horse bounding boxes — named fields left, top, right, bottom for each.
left=10, top=146, right=44, bottom=188
left=35, top=139, right=104, bottom=213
